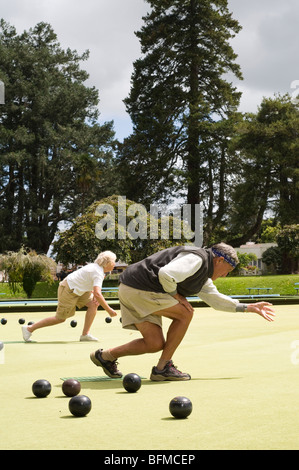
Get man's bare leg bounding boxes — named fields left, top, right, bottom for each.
left=102, top=302, right=193, bottom=364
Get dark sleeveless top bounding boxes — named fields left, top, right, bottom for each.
left=120, top=246, right=214, bottom=296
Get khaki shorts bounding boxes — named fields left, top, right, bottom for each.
left=119, top=283, right=178, bottom=331
left=56, top=279, right=93, bottom=320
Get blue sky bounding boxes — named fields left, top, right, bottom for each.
left=1, top=0, right=299, bottom=141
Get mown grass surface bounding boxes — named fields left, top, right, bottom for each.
left=214, top=274, right=299, bottom=296
left=0, top=274, right=299, bottom=299
left=1, top=305, right=299, bottom=450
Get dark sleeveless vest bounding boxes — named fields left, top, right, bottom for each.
left=120, top=246, right=214, bottom=296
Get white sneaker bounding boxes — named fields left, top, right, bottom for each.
left=80, top=334, right=99, bottom=342
left=22, top=325, right=32, bottom=342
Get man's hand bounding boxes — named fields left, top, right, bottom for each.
left=247, top=302, right=275, bottom=322
left=173, top=293, right=194, bottom=313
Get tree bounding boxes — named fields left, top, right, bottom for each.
left=52, top=197, right=135, bottom=266
left=0, top=20, right=117, bottom=254
left=52, top=195, right=191, bottom=265
left=276, top=224, right=299, bottom=274
left=0, top=247, right=56, bottom=297
left=262, top=224, right=299, bottom=274
left=228, top=95, right=299, bottom=246
left=259, top=219, right=281, bottom=243
left=232, top=252, right=258, bottom=276
left=262, top=246, right=282, bottom=274
left=118, top=0, right=242, bottom=232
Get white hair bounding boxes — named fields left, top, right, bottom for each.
left=211, top=243, right=239, bottom=267
left=94, top=251, right=116, bottom=267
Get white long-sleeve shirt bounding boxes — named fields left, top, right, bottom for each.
left=158, top=252, right=240, bottom=313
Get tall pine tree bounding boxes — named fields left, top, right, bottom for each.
left=118, top=0, right=242, bottom=234
left=0, top=20, right=117, bottom=253
left=228, top=94, right=299, bottom=246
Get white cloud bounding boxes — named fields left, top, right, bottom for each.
left=1, top=0, right=299, bottom=138
left=1, top=0, right=149, bottom=139
left=228, top=0, right=299, bottom=101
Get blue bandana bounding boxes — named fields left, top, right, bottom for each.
left=211, top=248, right=238, bottom=268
